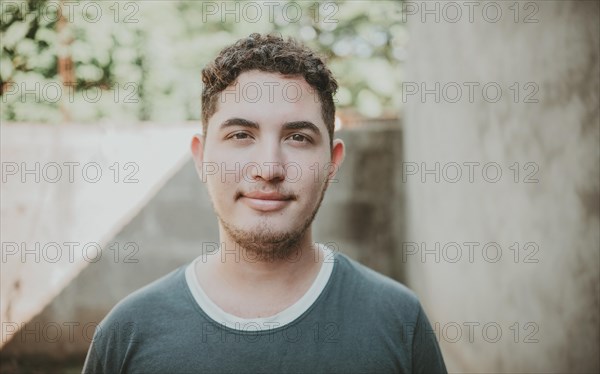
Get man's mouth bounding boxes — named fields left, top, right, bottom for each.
left=237, top=190, right=294, bottom=212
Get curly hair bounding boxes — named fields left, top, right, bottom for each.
left=201, top=33, right=338, bottom=146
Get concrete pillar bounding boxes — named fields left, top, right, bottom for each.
left=403, top=1, right=599, bottom=372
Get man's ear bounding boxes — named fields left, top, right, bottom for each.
left=327, top=138, right=345, bottom=186
left=191, top=134, right=205, bottom=177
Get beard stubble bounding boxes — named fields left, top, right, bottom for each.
left=215, top=183, right=328, bottom=262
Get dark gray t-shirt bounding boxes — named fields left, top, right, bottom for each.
left=83, top=252, right=447, bottom=373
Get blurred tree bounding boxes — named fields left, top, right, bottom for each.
left=0, top=0, right=406, bottom=123
left=1, top=0, right=146, bottom=122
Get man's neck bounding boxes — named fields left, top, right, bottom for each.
left=195, top=227, right=324, bottom=319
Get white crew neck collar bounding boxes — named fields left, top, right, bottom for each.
left=185, top=243, right=335, bottom=331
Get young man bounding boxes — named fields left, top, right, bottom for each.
left=83, top=33, right=447, bottom=373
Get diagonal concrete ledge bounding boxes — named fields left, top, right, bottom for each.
left=0, top=122, right=198, bottom=348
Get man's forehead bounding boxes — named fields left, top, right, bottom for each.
left=234, top=70, right=311, bottom=88
left=217, top=70, right=319, bottom=105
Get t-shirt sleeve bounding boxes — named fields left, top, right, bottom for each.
left=82, top=339, right=105, bottom=374
left=81, top=319, right=137, bottom=374
left=411, top=303, right=448, bottom=373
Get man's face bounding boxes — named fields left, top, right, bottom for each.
left=192, top=70, right=344, bottom=260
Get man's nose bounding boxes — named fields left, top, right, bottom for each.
left=248, top=141, right=285, bottom=182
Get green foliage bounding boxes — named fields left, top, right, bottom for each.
left=1, top=0, right=406, bottom=123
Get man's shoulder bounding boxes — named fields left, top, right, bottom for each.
left=332, top=251, right=421, bottom=314
left=97, top=265, right=189, bottom=329
left=83, top=265, right=193, bottom=373
left=328, top=252, right=447, bottom=373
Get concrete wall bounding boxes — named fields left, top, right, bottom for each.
left=315, top=123, right=406, bottom=280
left=0, top=124, right=193, bottom=349
left=403, top=1, right=599, bottom=372
left=1, top=123, right=405, bottom=367
left=1, top=147, right=216, bottom=365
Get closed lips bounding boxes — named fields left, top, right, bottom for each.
left=242, top=191, right=293, bottom=200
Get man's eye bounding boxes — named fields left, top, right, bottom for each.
left=289, top=134, right=309, bottom=143
left=230, top=132, right=251, bottom=140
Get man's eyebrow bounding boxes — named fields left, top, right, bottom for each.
left=282, top=121, right=322, bottom=136
left=219, top=118, right=259, bottom=130
left=219, top=118, right=322, bottom=136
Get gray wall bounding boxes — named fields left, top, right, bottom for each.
left=403, top=1, right=599, bottom=372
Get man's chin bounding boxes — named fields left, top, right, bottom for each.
left=218, top=219, right=309, bottom=262
left=215, top=186, right=326, bottom=262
